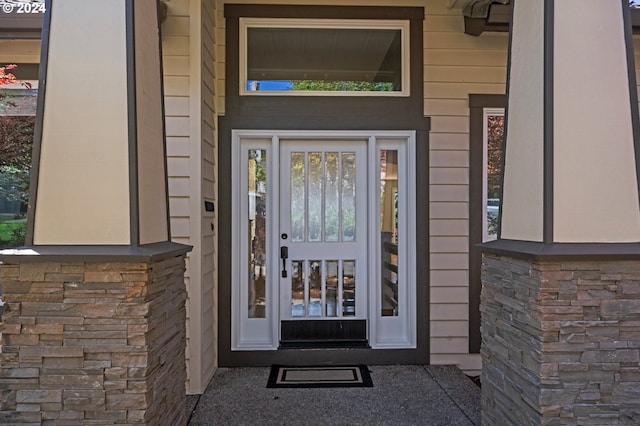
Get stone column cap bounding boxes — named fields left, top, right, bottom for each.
left=479, top=239, right=640, bottom=261
left=0, top=241, right=192, bottom=263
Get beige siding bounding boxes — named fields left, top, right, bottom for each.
left=200, top=0, right=218, bottom=392
left=162, top=0, right=217, bottom=394
left=162, top=0, right=195, bottom=392
left=425, top=0, right=507, bottom=373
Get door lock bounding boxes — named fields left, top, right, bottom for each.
left=280, top=246, right=289, bottom=278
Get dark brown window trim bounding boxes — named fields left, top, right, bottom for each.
left=224, top=4, right=424, bottom=20
left=468, top=93, right=505, bottom=354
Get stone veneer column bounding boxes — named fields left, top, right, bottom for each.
left=0, top=0, right=192, bottom=423
left=481, top=251, right=640, bottom=425
left=0, top=247, right=188, bottom=424
left=481, top=0, right=640, bottom=424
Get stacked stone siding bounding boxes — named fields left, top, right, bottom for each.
left=0, top=255, right=187, bottom=425
left=481, top=253, right=640, bottom=425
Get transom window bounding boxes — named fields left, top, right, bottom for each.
left=239, top=18, right=410, bottom=96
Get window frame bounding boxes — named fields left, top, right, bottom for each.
left=468, top=94, right=505, bottom=354
left=239, top=18, right=411, bottom=97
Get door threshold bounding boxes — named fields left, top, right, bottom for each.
left=279, top=340, right=370, bottom=349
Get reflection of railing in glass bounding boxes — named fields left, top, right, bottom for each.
left=342, top=260, right=356, bottom=317
left=291, top=259, right=355, bottom=318
left=380, top=150, right=399, bottom=317
left=248, top=149, right=267, bottom=318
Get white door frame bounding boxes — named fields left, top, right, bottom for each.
left=231, top=130, right=416, bottom=350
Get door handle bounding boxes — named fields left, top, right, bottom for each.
left=280, top=246, right=289, bottom=278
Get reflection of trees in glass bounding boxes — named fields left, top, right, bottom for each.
left=1, top=65, right=35, bottom=248
left=290, top=153, right=305, bottom=242
left=487, top=115, right=504, bottom=198
left=291, top=80, right=393, bottom=92
left=486, top=115, right=504, bottom=238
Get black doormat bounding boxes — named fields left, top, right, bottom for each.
left=267, top=365, right=373, bottom=388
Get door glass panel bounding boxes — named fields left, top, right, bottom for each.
left=309, top=260, right=322, bottom=317
left=248, top=149, right=267, bottom=318
left=342, top=260, right=356, bottom=317
left=291, top=153, right=306, bottom=242
left=308, top=153, right=323, bottom=242
left=324, top=153, right=339, bottom=242
left=341, top=152, right=356, bottom=242
left=291, top=260, right=305, bottom=317
left=380, top=150, right=398, bottom=316
left=325, top=260, right=338, bottom=317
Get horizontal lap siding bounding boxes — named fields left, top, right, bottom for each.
left=163, top=0, right=202, bottom=392
left=425, top=0, right=507, bottom=373
left=200, top=0, right=218, bottom=393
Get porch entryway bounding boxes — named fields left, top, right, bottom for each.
left=231, top=131, right=416, bottom=353
left=219, top=4, right=430, bottom=367
left=186, top=365, right=481, bottom=425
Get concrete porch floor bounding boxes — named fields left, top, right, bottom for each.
left=186, top=365, right=481, bottom=425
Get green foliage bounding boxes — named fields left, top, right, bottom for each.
left=292, top=80, right=394, bottom=92
left=487, top=115, right=504, bottom=197
left=0, top=116, right=35, bottom=169
left=0, top=166, right=29, bottom=205
left=0, top=217, right=26, bottom=248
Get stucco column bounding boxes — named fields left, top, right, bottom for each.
left=481, top=1, right=640, bottom=424
left=0, top=0, right=191, bottom=424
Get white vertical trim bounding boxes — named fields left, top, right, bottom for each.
left=367, top=135, right=378, bottom=344
left=270, top=135, right=281, bottom=341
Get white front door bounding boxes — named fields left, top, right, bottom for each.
left=278, top=141, right=368, bottom=344
left=232, top=131, right=416, bottom=351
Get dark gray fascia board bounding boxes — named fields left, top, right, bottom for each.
left=479, top=239, right=640, bottom=261
left=0, top=241, right=192, bottom=263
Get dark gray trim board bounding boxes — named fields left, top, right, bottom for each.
left=0, top=241, right=192, bottom=263
left=157, top=0, right=172, bottom=240
left=468, top=93, right=505, bottom=354
left=126, top=0, right=140, bottom=246
left=543, top=0, right=554, bottom=244
left=622, top=0, right=640, bottom=215
left=224, top=4, right=424, bottom=20
left=25, top=0, right=52, bottom=246
left=219, top=4, right=429, bottom=367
